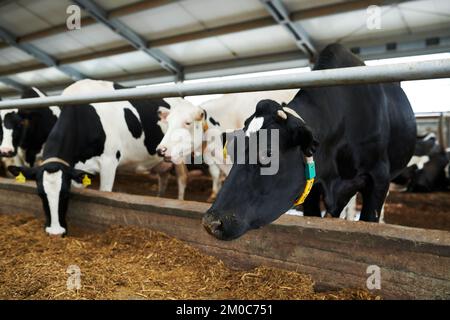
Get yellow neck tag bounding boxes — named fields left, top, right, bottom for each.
left=202, top=120, right=209, bottom=132
left=82, top=174, right=91, bottom=187
left=223, top=141, right=228, bottom=160
left=16, top=172, right=26, bottom=183
left=294, top=178, right=314, bottom=206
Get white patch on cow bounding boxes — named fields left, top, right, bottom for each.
left=32, top=87, right=60, bottom=117
left=245, top=117, right=264, bottom=137
left=339, top=194, right=359, bottom=221
left=60, top=79, right=164, bottom=193
left=285, top=209, right=304, bottom=216
left=379, top=191, right=389, bottom=224
left=421, top=132, right=436, bottom=141
left=407, top=155, right=430, bottom=170
left=389, top=182, right=407, bottom=192
left=0, top=109, right=18, bottom=153
left=42, top=170, right=66, bottom=235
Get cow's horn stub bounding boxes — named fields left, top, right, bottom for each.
left=277, top=110, right=287, bottom=120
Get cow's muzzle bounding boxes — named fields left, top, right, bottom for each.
left=0, top=147, right=16, bottom=157
left=202, top=213, right=224, bottom=239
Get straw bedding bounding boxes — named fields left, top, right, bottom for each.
left=0, top=214, right=377, bottom=300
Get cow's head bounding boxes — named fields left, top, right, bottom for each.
left=156, top=98, right=206, bottom=163
left=202, top=100, right=318, bottom=240
left=0, top=109, right=26, bottom=156
left=8, top=163, right=92, bottom=236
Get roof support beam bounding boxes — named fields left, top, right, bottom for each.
left=0, top=0, right=178, bottom=50
left=260, top=0, right=316, bottom=58
left=72, top=0, right=183, bottom=81
left=0, top=0, right=418, bottom=51
left=1, top=31, right=449, bottom=86
left=0, top=77, right=29, bottom=92
left=0, top=26, right=86, bottom=81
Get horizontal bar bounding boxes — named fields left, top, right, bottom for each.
left=0, top=58, right=449, bottom=110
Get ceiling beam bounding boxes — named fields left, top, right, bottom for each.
left=261, top=0, right=316, bottom=58
left=0, top=0, right=427, bottom=80
left=0, top=0, right=418, bottom=50
left=0, top=77, right=29, bottom=92
left=1, top=32, right=448, bottom=96
left=0, top=26, right=86, bottom=81
left=72, top=0, right=183, bottom=80
left=0, top=0, right=178, bottom=50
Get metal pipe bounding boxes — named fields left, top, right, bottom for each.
left=1, top=58, right=450, bottom=110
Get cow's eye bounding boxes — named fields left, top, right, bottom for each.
left=185, top=121, right=192, bottom=126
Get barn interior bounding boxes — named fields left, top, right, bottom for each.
left=0, top=0, right=449, bottom=300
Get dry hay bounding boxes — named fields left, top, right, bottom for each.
left=0, top=214, right=378, bottom=300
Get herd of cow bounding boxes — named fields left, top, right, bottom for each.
left=0, top=44, right=449, bottom=240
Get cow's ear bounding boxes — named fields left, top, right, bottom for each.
left=158, top=106, right=170, bottom=121
left=288, top=119, right=318, bottom=157
left=70, top=168, right=93, bottom=184
left=8, top=165, right=37, bottom=179
left=194, top=108, right=205, bottom=121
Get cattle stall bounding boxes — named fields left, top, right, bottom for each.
left=1, top=0, right=450, bottom=302
left=0, top=59, right=450, bottom=300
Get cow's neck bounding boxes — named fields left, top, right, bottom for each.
left=19, top=107, right=58, bottom=166
left=42, top=106, right=105, bottom=166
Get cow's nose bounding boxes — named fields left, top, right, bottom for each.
left=202, top=213, right=223, bottom=238
left=0, top=147, right=14, bottom=157
left=156, top=146, right=167, bottom=157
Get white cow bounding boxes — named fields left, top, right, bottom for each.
left=157, top=90, right=298, bottom=201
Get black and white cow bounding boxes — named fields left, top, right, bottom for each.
left=8, top=79, right=186, bottom=236
left=391, top=117, right=450, bottom=192
left=0, top=87, right=60, bottom=167
left=202, top=44, right=416, bottom=240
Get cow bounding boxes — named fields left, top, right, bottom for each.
left=8, top=79, right=187, bottom=236
left=202, top=43, right=416, bottom=240
left=156, top=90, right=297, bottom=202
left=391, top=115, right=450, bottom=192
left=0, top=87, right=60, bottom=167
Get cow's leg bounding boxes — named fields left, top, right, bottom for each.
left=339, top=194, right=358, bottom=220
left=302, top=184, right=322, bottom=217
left=323, top=176, right=366, bottom=218
left=207, top=164, right=221, bottom=203
left=99, top=158, right=118, bottom=192
left=360, top=171, right=390, bottom=222
left=174, top=163, right=187, bottom=200
left=378, top=190, right=389, bottom=224
left=157, top=170, right=170, bottom=197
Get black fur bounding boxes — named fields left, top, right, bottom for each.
left=204, top=44, right=416, bottom=240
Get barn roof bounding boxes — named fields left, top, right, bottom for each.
left=0, top=0, right=449, bottom=96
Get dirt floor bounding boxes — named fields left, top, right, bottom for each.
left=107, top=172, right=450, bottom=232
left=0, top=213, right=376, bottom=300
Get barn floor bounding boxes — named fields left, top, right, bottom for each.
left=107, top=172, right=450, bottom=232
left=0, top=213, right=376, bottom=300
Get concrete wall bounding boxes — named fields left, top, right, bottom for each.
left=0, top=178, right=449, bottom=299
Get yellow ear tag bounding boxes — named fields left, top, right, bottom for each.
left=82, top=174, right=91, bottom=187
left=223, top=141, right=228, bottom=160
left=16, top=172, right=26, bottom=183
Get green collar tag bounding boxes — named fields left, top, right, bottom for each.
left=305, top=161, right=316, bottom=180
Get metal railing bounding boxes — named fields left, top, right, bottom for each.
left=0, top=58, right=449, bottom=110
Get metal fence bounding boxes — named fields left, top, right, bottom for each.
left=0, top=58, right=449, bottom=110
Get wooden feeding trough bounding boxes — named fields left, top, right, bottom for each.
left=0, top=177, right=448, bottom=299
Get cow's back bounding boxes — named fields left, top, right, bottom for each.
left=201, top=90, right=297, bottom=130
left=383, top=83, right=416, bottom=178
